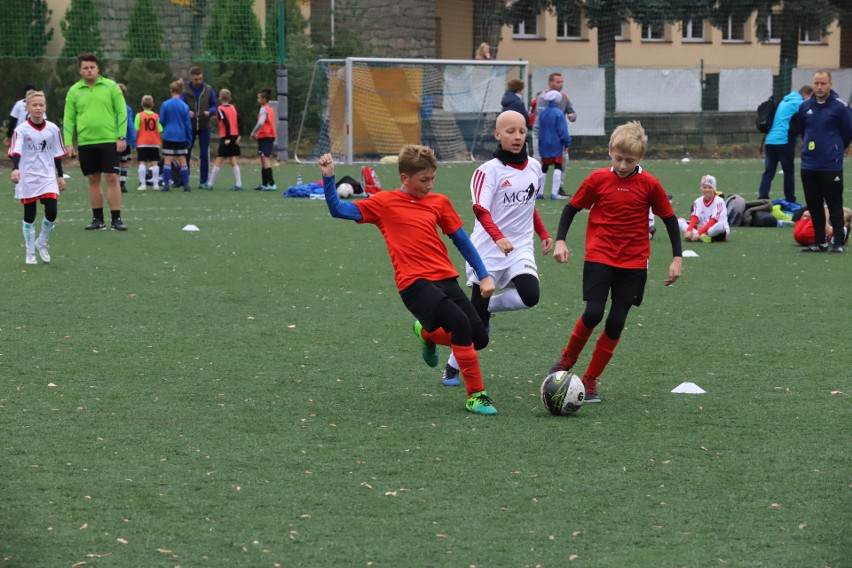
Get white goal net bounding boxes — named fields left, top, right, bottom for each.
left=296, top=57, right=528, bottom=164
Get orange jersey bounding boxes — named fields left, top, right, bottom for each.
left=354, top=189, right=463, bottom=291
left=217, top=104, right=239, bottom=138
left=256, top=103, right=276, bottom=138
left=134, top=110, right=162, bottom=147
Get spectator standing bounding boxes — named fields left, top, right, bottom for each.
left=757, top=85, right=812, bottom=202
left=537, top=90, right=572, bottom=200
left=181, top=66, right=217, bottom=188
left=475, top=42, right=492, bottom=60
left=63, top=52, right=128, bottom=231
left=797, top=69, right=852, bottom=253
left=530, top=73, right=576, bottom=197
left=500, top=79, right=529, bottom=127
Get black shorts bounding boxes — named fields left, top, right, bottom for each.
left=120, top=147, right=132, bottom=162
left=137, top=147, right=161, bottom=163
left=399, top=278, right=480, bottom=333
left=78, top=143, right=120, bottom=176
left=583, top=261, right=648, bottom=306
left=217, top=137, right=241, bottom=157
left=256, top=137, right=275, bottom=157
left=163, top=140, right=189, bottom=156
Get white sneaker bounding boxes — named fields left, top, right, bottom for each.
left=35, top=240, right=50, bottom=263
left=137, top=184, right=147, bottom=191
left=25, top=252, right=37, bottom=265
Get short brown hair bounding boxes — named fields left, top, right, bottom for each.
left=169, top=80, right=183, bottom=94
left=141, top=95, right=154, bottom=109
left=507, top=79, right=524, bottom=93
left=398, top=144, right=437, bottom=176
left=219, top=88, right=231, bottom=103
left=77, top=52, right=99, bottom=68
left=189, top=66, right=203, bottom=76
left=257, top=88, right=272, bottom=102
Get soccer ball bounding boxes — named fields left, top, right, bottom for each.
left=540, top=371, right=585, bottom=416
left=337, top=182, right=354, bottom=199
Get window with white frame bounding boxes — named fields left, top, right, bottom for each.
left=557, top=8, right=583, bottom=39
left=723, top=15, right=745, bottom=41
left=513, top=12, right=540, bottom=38
left=799, top=21, right=821, bottom=44
left=642, top=21, right=665, bottom=41
left=764, top=15, right=780, bottom=43
left=682, top=19, right=704, bottom=42
left=615, top=22, right=629, bottom=41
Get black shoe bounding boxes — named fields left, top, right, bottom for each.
left=557, top=187, right=570, bottom=197
left=829, top=245, right=844, bottom=253
left=801, top=244, right=828, bottom=253
left=120, top=183, right=127, bottom=193
left=184, top=187, right=191, bottom=192
left=584, top=392, right=602, bottom=404
left=161, top=187, right=170, bottom=192
left=111, top=218, right=128, bottom=231
left=84, top=218, right=106, bottom=231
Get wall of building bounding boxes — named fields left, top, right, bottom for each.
left=436, top=0, right=474, bottom=59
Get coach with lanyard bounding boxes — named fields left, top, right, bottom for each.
left=182, top=66, right=218, bottom=189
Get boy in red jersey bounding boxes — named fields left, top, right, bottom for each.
left=551, top=121, right=683, bottom=402
left=250, top=88, right=277, bottom=191
left=316, top=146, right=500, bottom=415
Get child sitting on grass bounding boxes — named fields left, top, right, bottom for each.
left=679, top=174, right=730, bottom=242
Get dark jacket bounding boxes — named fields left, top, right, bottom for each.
left=181, top=83, right=218, bottom=131
left=798, top=90, right=852, bottom=171
left=501, top=90, right=530, bottom=126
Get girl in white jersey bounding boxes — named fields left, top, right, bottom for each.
left=7, top=91, right=66, bottom=265
left=678, top=174, right=730, bottom=243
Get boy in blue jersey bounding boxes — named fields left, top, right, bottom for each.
left=159, top=80, right=193, bottom=192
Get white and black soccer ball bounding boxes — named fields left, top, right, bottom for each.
left=337, top=182, right=354, bottom=199
left=540, top=371, right=585, bottom=416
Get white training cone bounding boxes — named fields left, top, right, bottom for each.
left=682, top=250, right=699, bottom=257
left=671, top=382, right=706, bottom=394
left=182, top=224, right=200, bottom=231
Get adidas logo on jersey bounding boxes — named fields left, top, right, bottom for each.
left=501, top=179, right=512, bottom=188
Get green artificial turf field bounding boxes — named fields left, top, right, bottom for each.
left=0, top=157, right=848, bottom=567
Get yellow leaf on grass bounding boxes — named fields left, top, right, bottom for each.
left=156, top=548, right=172, bottom=554
left=116, top=538, right=128, bottom=544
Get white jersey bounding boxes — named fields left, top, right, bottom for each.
left=691, top=194, right=729, bottom=232
left=466, top=156, right=545, bottom=287
left=8, top=119, right=65, bottom=200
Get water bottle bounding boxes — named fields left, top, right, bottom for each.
left=296, top=173, right=303, bottom=186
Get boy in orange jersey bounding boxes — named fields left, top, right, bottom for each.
left=551, top=121, right=683, bottom=403
left=316, top=146, right=499, bottom=415
left=250, top=88, right=277, bottom=191
left=134, top=95, right=162, bottom=191
left=204, top=89, right=243, bottom=191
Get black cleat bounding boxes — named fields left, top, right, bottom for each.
left=84, top=218, right=107, bottom=231
left=111, top=218, right=128, bottom=231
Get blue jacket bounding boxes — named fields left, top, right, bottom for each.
left=124, top=104, right=137, bottom=149
left=798, top=90, right=852, bottom=172
left=159, top=97, right=192, bottom=144
left=537, top=102, right=571, bottom=159
left=766, top=91, right=803, bottom=145
left=501, top=90, right=530, bottom=126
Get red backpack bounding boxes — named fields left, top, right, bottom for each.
left=361, top=167, right=382, bottom=195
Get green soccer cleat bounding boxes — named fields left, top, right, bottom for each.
left=466, top=391, right=498, bottom=415
left=413, top=320, right=438, bottom=367
left=699, top=234, right=712, bottom=243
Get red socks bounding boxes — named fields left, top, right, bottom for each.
left=422, top=327, right=452, bottom=346
left=583, top=332, right=619, bottom=392
left=451, top=343, right=484, bottom=396
left=561, top=317, right=595, bottom=367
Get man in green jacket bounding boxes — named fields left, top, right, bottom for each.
left=63, top=52, right=128, bottom=231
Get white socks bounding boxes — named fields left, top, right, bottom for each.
left=551, top=168, right=563, bottom=197
left=209, top=166, right=220, bottom=186
left=22, top=221, right=35, bottom=253
left=488, top=288, right=527, bottom=312
left=233, top=166, right=242, bottom=187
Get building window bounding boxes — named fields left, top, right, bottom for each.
left=615, top=22, right=630, bottom=41
left=513, top=13, right=540, bottom=38
left=641, top=21, right=665, bottom=42
left=799, top=21, right=821, bottom=44
left=557, top=8, right=583, bottom=39
left=682, top=19, right=704, bottom=42
left=763, top=15, right=780, bottom=43
left=723, top=16, right=745, bottom=42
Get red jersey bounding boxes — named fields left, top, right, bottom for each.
left=354, top=189, right=464, bottom=291
left=570, top=166, right=674, bottom=269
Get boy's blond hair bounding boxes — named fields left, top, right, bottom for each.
left=219, top=88, right=232, bottom=103
left=609, top=121, right=648, bottom=158
left=141, top=95, right=154, bottom=109
left=398, top=144, right=438, bottom=176
left=169, top=80, right=183, bottom=94
left=25, top=90, right=45, bottom=103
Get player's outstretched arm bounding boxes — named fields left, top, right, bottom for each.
left=449, top=227, right=493, bottom=298
left=317, top=153, right=362, bottom=221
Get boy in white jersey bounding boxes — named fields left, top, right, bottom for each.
left=7, top=91, right=66, bottom=265
left=679, top=174, right=730, bottom=243
left=441, top=110, right=553, bottom=385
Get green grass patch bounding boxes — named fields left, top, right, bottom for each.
left=0, top=159, right=849, bottom=567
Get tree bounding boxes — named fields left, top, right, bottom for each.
left=60, top=0, right=104, bottom=60
left=711, top=0, right=840, bottom=95
left=0, top=0, right=53, bottom=120
left=120, top=0, right=173, bottom=108
left=473, top=0, right=505, bottom=58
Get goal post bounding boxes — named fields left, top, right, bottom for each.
left=296, top=57, right=529, bottom=164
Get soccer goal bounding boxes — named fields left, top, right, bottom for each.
left=295, top=57, right=528, bottom=164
